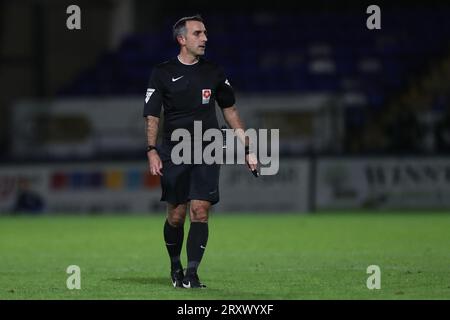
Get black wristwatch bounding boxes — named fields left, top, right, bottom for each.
left=146, top=145, right=158, bottom=153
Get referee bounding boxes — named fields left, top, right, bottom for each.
left=143, top=14, right=258, bottom=288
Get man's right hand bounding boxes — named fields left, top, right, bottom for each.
left=148, top=150, right=163, bottom=176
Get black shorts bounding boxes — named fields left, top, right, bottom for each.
left=158, top=144, right=220, bottom=205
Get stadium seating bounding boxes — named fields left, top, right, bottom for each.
left=58, top=8, right=450, bottom=138
left=59, top=9, right=450, bottom=97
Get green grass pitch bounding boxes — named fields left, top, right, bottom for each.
left=0, top=212, right=449, bottom=299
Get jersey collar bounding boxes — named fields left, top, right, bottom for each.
left=176, top=55, right=201, bottom=66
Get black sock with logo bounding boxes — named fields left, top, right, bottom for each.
left=186, top=222, right=209, bottom=276
left=164, top=219, right=184, bottom=271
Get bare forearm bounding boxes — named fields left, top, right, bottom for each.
left=146, top=115, right=160, bottom=146
left=223, top=106, right=244, bottom=129
left=222, top=106, right=249, bottom=146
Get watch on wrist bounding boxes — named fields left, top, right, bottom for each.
left=146, top=145, right=157, bottom=153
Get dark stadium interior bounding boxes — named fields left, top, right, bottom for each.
left=1, top=0, right=450, bottom=213
left=1, top=0, right=450, bottom=301
left=1, top=0, right=450, bottom=161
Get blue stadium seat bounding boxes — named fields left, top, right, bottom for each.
left=58, top=8, right=450, bottom=105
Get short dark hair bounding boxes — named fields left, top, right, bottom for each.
left=172, top=14, right=204, bottom=43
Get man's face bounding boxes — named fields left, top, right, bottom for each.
left=180, top=20, right=208, bottom=56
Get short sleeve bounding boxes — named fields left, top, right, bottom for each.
left=216, top=68, right=236, bottom=109
left=143, top=68, right=164, bottom=117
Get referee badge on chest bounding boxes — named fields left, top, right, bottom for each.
left=202, top=89, right=211, bottom=104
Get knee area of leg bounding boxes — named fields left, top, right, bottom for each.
left=191, top=206, right=208, bottom=222
left=168, top=216, right=185, bottom=227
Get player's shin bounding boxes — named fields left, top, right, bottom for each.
left=186, top=222, right=208, bottom=275
left=164, top=219, right=184, bottom=271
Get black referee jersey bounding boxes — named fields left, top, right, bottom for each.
left=143, top=57, right=236, bottom=145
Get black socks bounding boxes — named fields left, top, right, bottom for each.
left=164, top=220, right=209, bottom=275
left=164, top=219, right=184, bottom=271
left=186, top=222, right=209, bottom=275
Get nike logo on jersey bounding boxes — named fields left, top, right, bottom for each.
left=172, top=76, right=184, bottom=82
left=200, top=245, right=206, bottom=249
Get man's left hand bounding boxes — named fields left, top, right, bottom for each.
left=245, top=152, right=258, bottom=172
